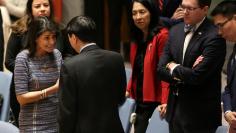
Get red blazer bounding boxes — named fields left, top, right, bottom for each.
left=127, top=28, right=169, bottom=104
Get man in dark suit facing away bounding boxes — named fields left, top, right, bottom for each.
left=157, top=0, right=226, bottom=133
left=57, top=16, right=127, bottom=133
left=211, top=1, right=236, bottom=133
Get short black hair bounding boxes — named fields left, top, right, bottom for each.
left=197, top=0, right=211, bottom=8
left=66, top=16, right=96, bottom=43
left=211, top=1, right=236, bottom=18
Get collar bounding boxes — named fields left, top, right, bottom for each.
left=80, top=43, right=96, bottom=53
left=184, top=17, right=206, bottom=33
left=195, top=17, right=206, bottom=31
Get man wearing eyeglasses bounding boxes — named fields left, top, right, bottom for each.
left=211, top=1, right=236, bottom=133
left=157, top=0, right=226, bottom=133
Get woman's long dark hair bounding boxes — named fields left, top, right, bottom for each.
left=25, top=16, right=58, bottom=57
left=130, top=0, right=163, bottom=43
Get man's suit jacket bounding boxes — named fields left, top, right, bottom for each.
left=58, top=45, right=127, bottom=133
left=158, top=18, right=226, bottom=129
left=223, top=45, right=236, bottom=113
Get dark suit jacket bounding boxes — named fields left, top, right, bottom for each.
left=223, top=45, right=236, bottom=112
left=58, top=45, right=126, bottom=133
left=158, top=18, right=226, bottom=129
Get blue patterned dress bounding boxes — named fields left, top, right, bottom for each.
left=14, top=49, right=62, bottom=133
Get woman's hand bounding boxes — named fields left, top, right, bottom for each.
left=192, top=55, right=204, bottom=68
left=125, top=91, right=130, bottom=97
left=54, top=79, right=59, bottom=90
left=157, top=104, right=167, bottom=118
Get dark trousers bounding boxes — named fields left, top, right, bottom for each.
left=134, top=102, right=159, bottom=133
left=169, top=122, right=216, bottom=133
left=169, top=102, right=217, bottom=133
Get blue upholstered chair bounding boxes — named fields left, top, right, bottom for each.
left=119, top=98, right=136, bottom=133
left=0, top=121, right=19, bottom=133
left=215, top=125, right=229, bottom=133
left=0, top=71, right=12, bottom=121
left=146, top=109, right=169, bottom=133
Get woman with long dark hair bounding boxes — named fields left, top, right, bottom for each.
left=4, top=0, right=60, bottom=126
left=126, top=0, right=169, bottom=132
left=14, top=16, right=62, bottom=132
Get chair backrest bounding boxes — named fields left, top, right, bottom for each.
left=0, top=72, right=12, bottom=121
left=0, top=121, right=19, bottom=133
left=215, top=125, right=228, bottom=133
left=119, top=98, right=136, bottom=133
left=146, top=109, right=169, bottom=133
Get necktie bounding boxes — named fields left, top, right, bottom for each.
left=184, top=24, right=196, bottom=35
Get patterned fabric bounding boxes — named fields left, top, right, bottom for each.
left=14, top=49, right=62, bottom=133
left=184, top=24, right=196, bottom=34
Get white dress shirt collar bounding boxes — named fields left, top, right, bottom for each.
left=80, top=43, right=96, bottom=53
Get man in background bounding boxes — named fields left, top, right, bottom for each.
left=158, top=0, right=226, bottom=132
left=211, top=1, right=236, bottom=133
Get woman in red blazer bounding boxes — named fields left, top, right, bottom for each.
left=126, top=0, right=169, bottom=132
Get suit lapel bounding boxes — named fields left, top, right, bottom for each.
left=183, top=31, right=202, bottom=59
left=228, top=45, right=236, bottom=84
left=228, top=57, right=235, bottom=83
left=183, top=19, right=208, bottom=64
left=179, top=27, right=186, bottom=64
left=176, top=23, right=185, bottom=64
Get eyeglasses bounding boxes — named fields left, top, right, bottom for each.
left=216, top=17, right=233, bottom=29
left=180, top=4, right=200, bottom=12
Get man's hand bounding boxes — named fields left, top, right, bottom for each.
left=166, top=62, right=176, bottom=70
left=171, top=7, right=185, bottom=20
left=192, top=55, right=204, bottom=68
left=225, top=111, right=236, bottom=128
left=157, top=104, right=167, bottom=118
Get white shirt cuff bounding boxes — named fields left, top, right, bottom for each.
left=170, top=64, right=180, bottom=75
left=225, top=110, right=231, bottom=115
